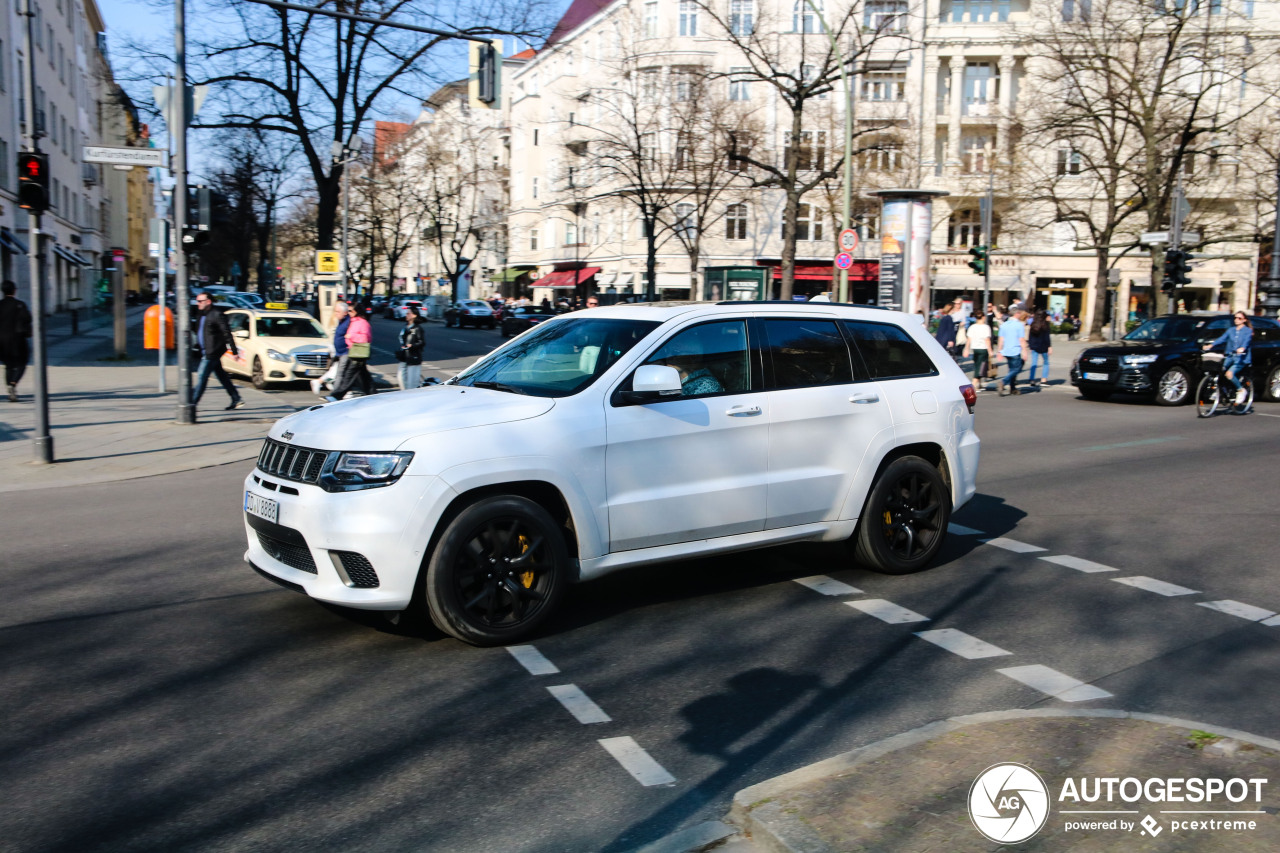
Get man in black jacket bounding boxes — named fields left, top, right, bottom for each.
left=0, top=280, right=32, bottom=402
left=191, top=292, right=245, bottom=410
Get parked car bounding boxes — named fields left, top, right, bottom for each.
left=1070, top=313, right=1280, bottom=405
left=444, top=299, right=496, bottom=328
left=243, top=302, right=979, bottom=644
left=384, top=295, right=421, bottom=318
left=391, top=299, right=424, bottom=320
left=500, top=305, right=555, bottom=338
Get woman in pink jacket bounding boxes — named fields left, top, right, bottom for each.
left=327, top=310, right=374, bottom=400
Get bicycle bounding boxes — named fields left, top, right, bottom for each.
left=1195, top=352, right=1253, bottom=417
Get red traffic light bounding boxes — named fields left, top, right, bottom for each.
left=17, top=151, right=50, bottom=213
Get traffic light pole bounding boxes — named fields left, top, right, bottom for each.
left=174, top=0, right=194, bottom=424
left=982, top=171, right=993, bottom=314
left=21, top=0, right=51, bottom=463
left=1169, top=174, right=1185, bottom=317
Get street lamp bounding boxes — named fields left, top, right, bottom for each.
left=330, top=135, right=363, bottom=295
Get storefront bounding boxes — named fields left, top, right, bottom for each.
left=531, top=265, right=600, bottom=305
left=1034, top=278, right=1088, bottom=319
left=752, top=260, right=880, bottom=301
left=488, top=266, right=536, bottom=299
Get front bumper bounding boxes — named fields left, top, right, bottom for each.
left=1070, top=364, right=1155, bottom=393
left=242, top=469, right=457, bottom=609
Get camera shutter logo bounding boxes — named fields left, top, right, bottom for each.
left=969, top=763, right=1051, bottom=844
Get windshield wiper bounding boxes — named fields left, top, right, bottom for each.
left=469, top=380, right=528, bottom=395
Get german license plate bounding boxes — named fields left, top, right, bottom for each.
left=245, top=492, right=279, bottom=524
left=1084, top=372, right=1109, bottom=382
left=305, top=369, right=324, bottom=376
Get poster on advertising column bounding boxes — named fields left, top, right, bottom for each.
left=907, top=199, right=933, bottom=317
left=878, top=199, right=908, bottom=310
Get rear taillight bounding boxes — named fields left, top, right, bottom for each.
left=961, top=385, right=977, bottom=412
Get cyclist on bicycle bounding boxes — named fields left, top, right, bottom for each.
left=1203, top=312, right=1253, bottom=405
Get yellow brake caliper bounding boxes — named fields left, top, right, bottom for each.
left=518, top=535, right=534, bottom=588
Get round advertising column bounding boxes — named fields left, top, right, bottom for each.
left=871, top=189, right=949, bottom=316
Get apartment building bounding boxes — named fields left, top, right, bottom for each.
left=482, top=0, right=1267, bottom=327
left=0, top=0, right=153, bottom=312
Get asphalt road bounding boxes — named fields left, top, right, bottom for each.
left=3, top=349, right=1279, bottom=852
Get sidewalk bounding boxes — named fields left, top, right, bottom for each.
left=726, top=710, right=1280, bottom=852
left=0, top=307, right=295, bottom=493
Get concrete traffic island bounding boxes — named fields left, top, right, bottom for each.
left=730, top=710, right=1280, bottom=852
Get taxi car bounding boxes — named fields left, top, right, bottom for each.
left=221, top=304, right=332, bottom=389
left=243, top=301, right=980, bottom=645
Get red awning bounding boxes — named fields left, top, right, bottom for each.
left=766, top=262, right=878, bottom=282
left=534, top=266, right=602, bottom=288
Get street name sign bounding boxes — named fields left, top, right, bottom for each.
left=315, top=251, right=341, bottom=274
left=1140, top=231, right=1201, bottom=245
left=835, top=252, right=854, bottom=270
left=83, top=146, right=168, bottom=169
left=837, top=228, right=859, bottom=253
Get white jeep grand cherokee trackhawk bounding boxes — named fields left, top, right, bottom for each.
left=243, top=302, right=980, bottom=645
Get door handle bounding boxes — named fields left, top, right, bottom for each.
left=726, top=405, right=762, bottom=416
left=849, top=393, right=880, bottom=404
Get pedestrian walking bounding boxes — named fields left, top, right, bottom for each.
left=997, top=306, right=1030, bottom=396
left=0, top=280, right=32, bottom=402
left=962, top=311, right=992, bottom=392
left=312, top=300, right=350, bottom=395
left=934, top=301, right=959, bottom=360
left=397, top=306, right=424, bottom=391
left=190, top=291, right=245, bottom=411
left=1027, top=310, right=1053, bottom=388
left=326, top=304, right=373, bottom=401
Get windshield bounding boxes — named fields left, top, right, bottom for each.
left=1123, top=317, right=1200, bottom=341
left=258, top=316, right=327, bottom=338
left=452, top=317, right=660, bottom=397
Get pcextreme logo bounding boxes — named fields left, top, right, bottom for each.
left=969, top=763, right=1051, bottom=844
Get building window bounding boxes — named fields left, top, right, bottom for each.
left=861, top=140, right=903, bottom=172
left=729, top=67, right=751, bottom=101
left=949, top=0, right=1008, bottom=22
left=856, top=213, right=879, bottom=240
left=679, top=0, right=698, bottom=35
left=785, top=130, right=827, bottom=171
left=796, top=203, right=824, bottom=241
left=675, top=202, right=695, bottom=237
left=1062, top=0, right=1092, bottom=19
left=530, top=227, right=539, bottom=251
left=532, top=176, right=539, bottom=199
left=640, top=68, right=659, bottom=100
left=565, top=220, right=578, bottom=245
left=641, top=132, right=659, bottom=162
left=865, top=0, right=907, bottom=31
left=793, top=0, right=824, bottom=32
left=533, top=128, right=539, bottom=146
left=1056, top=148, right=1083, bottom=175
left=961, top=135, right=992, bottom=173
left=726, top=203, right=748, bottom=239
left=675, top=133, right=692, bottom=168
left=644, top=0, right=658, bottom=37
left=948, top=209, right=986, bottom=248
left=963, top=62, right=998, bottom=116
left=802, top=65, right=827, bottom=99
left=861, top=67, right=906, bottom=100
left=730, top=0, right=754, bottom=35
left=0, top=139, right=8, bottom=190
left=727, top=133, right=752, bottom=172
left=675, top=76, right=693, bottom=101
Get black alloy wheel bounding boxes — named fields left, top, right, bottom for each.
left=853, top=456, right=952, bottom=575
left=251, top=357, right=267, bottom=390
left=425, top=496, right=569, bottom=645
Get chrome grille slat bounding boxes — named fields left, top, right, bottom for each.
left=295, top=353, right=328, bottom=368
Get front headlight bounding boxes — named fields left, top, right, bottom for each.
left=267, top=348, right=292, bottom=362
left=322, top=451, right=414, bottom=491
left=1122, top=354, right=1159, bottom=365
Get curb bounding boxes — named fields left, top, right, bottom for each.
left=729, top=708, right=1280, bottom=853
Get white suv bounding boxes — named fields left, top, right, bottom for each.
left=243, top=303, right=980, bottom=645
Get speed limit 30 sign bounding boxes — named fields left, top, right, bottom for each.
left=837, top=228, right=860, bottom=253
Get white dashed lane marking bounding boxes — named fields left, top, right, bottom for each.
left=1197, top=600, right=1277, bottom=622
left=793, top=576, right=862, bottom=596
left=982, top=537, right=1048, bottom=553
left=1040, top=555, right=1118, bottom=573
left=1111, top=576, right=1199, bottom=597
left=996, top=664, right=1113, bottom=702
left=1262, top=615, right=1280, bottom=626
left=598, top=737, right=676, bottom=787
left=948, top=523, right=984, bottom=536
left=546, top=684, right=612, bottom=724
left=506, top=644, right=560, bottom=675
left=844, top=599, right=930, bottom=624
left=914, top=629, right=1013, bottom=659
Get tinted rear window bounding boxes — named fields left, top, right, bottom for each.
left=843, top=320, right=939, bottom=380
left=761, top=319, right=856, bottom=389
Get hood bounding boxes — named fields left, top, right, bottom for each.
left=269, top=386, right=555, bottom=449
left=1078, top=340, right=1186, bottom=356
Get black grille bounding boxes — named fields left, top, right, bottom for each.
left=258, top=439, right=330, bottom=485
left=1080, top=356, right=1119, bottom=373
left=334, top=551, right=380, bottom=588
left=257, top=531, right=318, bottom=574
left=296, top=352, right=329, bottom=368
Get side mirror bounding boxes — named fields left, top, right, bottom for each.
left=233, top=330, right=249, bottom=339
left=623, top=364, right=683, bottom=404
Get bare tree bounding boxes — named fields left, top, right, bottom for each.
left=693, top=0, right=911, bottom=298
left=347, top=136, right=426, bottom=292
left=1015, top=0, right=1273, bottom=336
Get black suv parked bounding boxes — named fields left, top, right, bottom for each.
left=1070, top=313, right=1280, bottom=405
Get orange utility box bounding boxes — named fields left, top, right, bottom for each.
left=144, top=305, right=176, bottom=350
